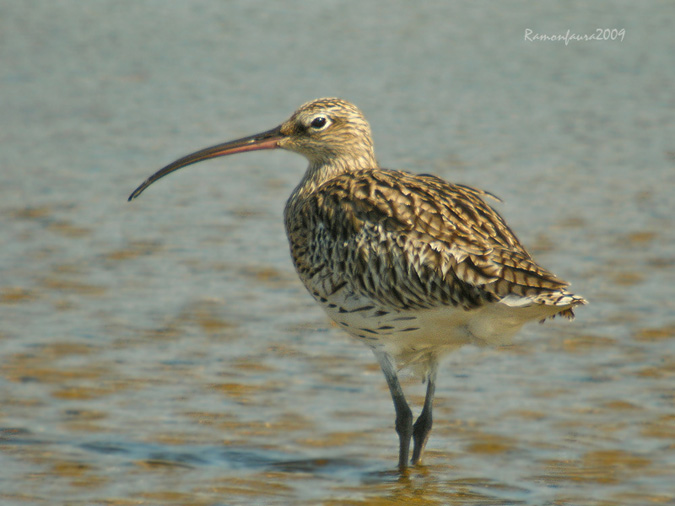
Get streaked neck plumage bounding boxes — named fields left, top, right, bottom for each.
left=280, top=97, right=378, bottom=203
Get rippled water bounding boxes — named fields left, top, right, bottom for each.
left=2, top=2, right=674, bottom=505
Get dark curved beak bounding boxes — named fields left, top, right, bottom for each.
left=128, top=125, right=284, bottom=201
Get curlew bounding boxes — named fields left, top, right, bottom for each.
left=129, top=98, right=586, bottom=472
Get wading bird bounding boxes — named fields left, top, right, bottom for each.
left=129, top=98, right=586, bottom=472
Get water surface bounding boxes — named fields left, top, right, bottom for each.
left=1, top=2, right=674, bottom=505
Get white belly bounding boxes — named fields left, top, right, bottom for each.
left=314, top=289, right=563, bottom=376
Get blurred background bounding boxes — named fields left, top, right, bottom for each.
left=1, top=1, right=673, bottom=505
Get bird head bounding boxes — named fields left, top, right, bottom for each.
left=128, top=98, right=376, bottom=201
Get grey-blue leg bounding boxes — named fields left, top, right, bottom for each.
left=412, top=361, right=438, bottom=465
left=374, top=350, right=413, bottom=472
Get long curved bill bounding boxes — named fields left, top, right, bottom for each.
left=128, top=125, right=284, bottom=201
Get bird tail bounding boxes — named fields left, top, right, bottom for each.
left=500, top=290, right=587, bottom=321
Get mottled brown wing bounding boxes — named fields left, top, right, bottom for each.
left=298, top=169, right=568, bottom=310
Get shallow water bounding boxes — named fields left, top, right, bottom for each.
left=1, top=1, right=674, bottom=505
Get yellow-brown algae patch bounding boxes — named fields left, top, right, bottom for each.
left=602, top=400, right=642, bottom=411
left=52, top=385, right=117, bottom=400
left=10, top=206, right=52, bottom=220
left=135, top=459, right=192, bottom=470
left=41, top=277, right=106, bottom=296
left=40, top=342, right=95, bottom=357
left=612, top=271, right=644, bottom=286
left=0, top=287, right=38, bottom=304
left=149, top=433, right=192, bottom=446
left=465, top=433, right=517, bottom=454
left=103, top=241, right=164, bottom=261
left=624, top=231, right=657, bottom=245
left=634, top=357, right=675, bottom=379
left=560, top=334, right=616, bottom=353
left=640, top=414, right=675, bottom=439
left=240, top=265, right=294, bottom=288
left=46, top=221, right=91, bottom=238
left=207, top=476, right=292, bottom=498
left=2, top=362, right=107, bottom=384
left=633, top=325, right=675, bottom=341
left=194, top=312, right=235, bottom=335
left=52, top=460, right=91, bottom=477
left=502, top=409, right=547, bottom=421
left=296, top=430, right=362, bottom=448
left=231, top=359, right=276, bottom=373
left=138, top=491, right=211, bottom=505
left=612, top=492, right=675, bottom=505
left=210, top=382, right=262, bottom=398
left=558, top=216, right=587, bottom=228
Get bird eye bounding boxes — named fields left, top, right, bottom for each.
left=309, top=116, right=328, bottom=129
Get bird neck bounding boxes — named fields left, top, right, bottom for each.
left=298, top=150, right=378, bottom=194
left=284, top=154, right=377, bottom=224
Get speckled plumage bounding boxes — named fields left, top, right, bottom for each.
left=281, top=99, right=585, bottom=370
left=129, top=97, right=586, bottom=472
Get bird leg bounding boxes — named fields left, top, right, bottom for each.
left=374, top=351, right=413, bottom=473
left=412, top=362, right=438, bottom=466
